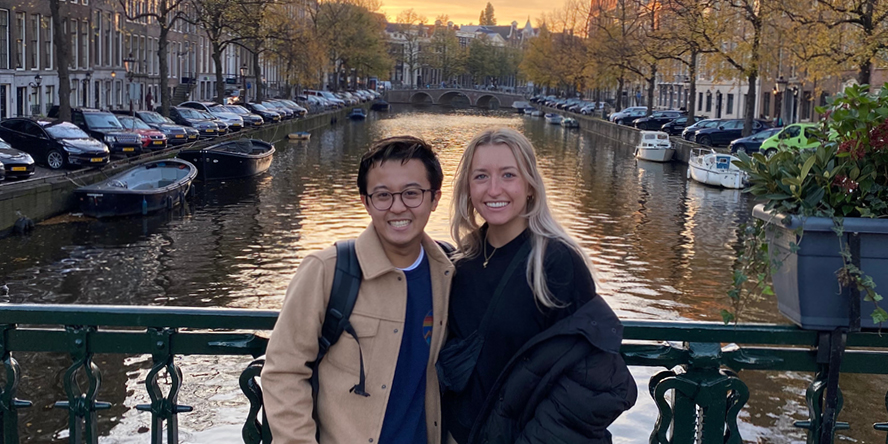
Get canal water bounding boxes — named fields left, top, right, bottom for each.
left=1, top=106, right=887, bottom=443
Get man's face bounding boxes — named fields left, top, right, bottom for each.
left=361, top=159, right=440, bottom=255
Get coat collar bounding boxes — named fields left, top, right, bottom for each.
left=355, top=225, right=454, bottom=279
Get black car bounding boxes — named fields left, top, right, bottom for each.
left=729, top=127, right=783, bottom=154
left=661, top=116, right=695, bottom=136
left=243, top=103, right=282, bottom=123
left=0, top=137, right=36, bottom=179
left=112, top=110, right=192, bottom=146
left=614, top=109, right=649, bottom=125
left=681, top=119, right=722, bottom=141
left=215, top=105, right=264, bottom=127
left=260, top=101, right=294, bottom=120
left=48, top=107, right=142, bottom=156
left=694, top=119, right=771, bottom=146
left=167, top=107, right=222, bottom=139
left=632, top=111, right=685, bottom=130
left=0, top=118, right=110, bottom=169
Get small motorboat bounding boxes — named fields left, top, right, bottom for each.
left=531, top=110, right=544, bottom=117
left=288, top=131, right=311, bottom=140
left=545, top=114, right=563, bottom=125
left=348, top=108, right=367, bottom=120
left=178, top=139, right=275, bottom=181
left=74, top=159, right=197, bottom=217
left=635, top=131, right=675, bottom=162
left=370, top=100, right=390, bottom=111
left=523, top=107, right=536, bottom=115
left=561, top=117, right=579, bottom=128
left=687, top=148, right=746, bottom=189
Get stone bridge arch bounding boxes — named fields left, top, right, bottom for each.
left=438, top=91, right=471, bottom=108
left=475, top=95, right=501, bottom=109
left=410, top=92, right=434, bottom=105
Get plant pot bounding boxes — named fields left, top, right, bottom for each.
left=753, top=204, right=888, bottom=330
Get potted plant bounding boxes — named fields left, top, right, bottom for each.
left=727, top=83, right=888, bottom=330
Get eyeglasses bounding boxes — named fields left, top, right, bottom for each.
left=366, top=188, right=432, bottom=211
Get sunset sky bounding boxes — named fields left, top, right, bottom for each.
left=378, top=0, right=560, bottom=27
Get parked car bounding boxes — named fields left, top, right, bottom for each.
left=112, top=110, right=192, bottom=145
left=614, top=109, right=649, bottom=125
left=609, top=106, right=648, bottom=122
left=681, top=119, right=722, bottom=141
left=274, top=99, right=308, bottom=117
left=0, top=137, right=36, bottom=179
left=261, top=101, right=294, bottom=119
left=757, top=123, right=821, bottom=156
left=116, top=115, right=168, bottom=151
left=195, top=110, right=230, bottom=134
left=243, top=103, right=282, bottom=123
left=727, top=127, right=782, bottom=155
left=167, top=106, right=222, bottom=139
left=181, top=101, right=243, bottom=131
left=215, top=105, right=264, bottom=128
left=632, top=110, right=685, bottom=130
left=693, top=119, right=771, bottom=146
left=0, top=118, right=110, bottom=169
left=48, top=107, right=142, bottom=156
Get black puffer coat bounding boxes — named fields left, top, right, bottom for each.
left=466, top=296, right=637, bottom=444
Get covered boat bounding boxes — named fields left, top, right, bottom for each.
left=177, top=139, right=275, bottom=181
left=74, top=159, right=197, bottom=218
left=687, top=148, right=746, bottom=189
left=288, top=131, right=310, bottom=140
left=545, top=114, right=563, bottom=124
left=370, top=100, right=391, bottom=111
left=561, top=117, right=579, bottom=128
left=635, top=131, right=675, bottom=162
left=348, top=108, right=367, bottom=120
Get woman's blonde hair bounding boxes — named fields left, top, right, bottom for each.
left=450, top=127, right=590, bottom=309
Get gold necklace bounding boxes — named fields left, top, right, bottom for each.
left=483, top=232, right=498, bottom=268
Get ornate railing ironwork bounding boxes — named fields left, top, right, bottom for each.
left=0, top=304, right=886, bottom=444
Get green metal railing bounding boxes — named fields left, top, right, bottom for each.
left=1, top=304, right=887, bottom=443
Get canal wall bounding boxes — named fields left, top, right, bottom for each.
left=0, top=106, right=359, bottom=236
left=544, top=107, right=729, bottom=163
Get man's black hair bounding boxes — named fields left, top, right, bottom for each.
left=357, top=136, right=443, bottom=196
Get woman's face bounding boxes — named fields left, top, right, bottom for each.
left=469, top=143, right=531, bottom=238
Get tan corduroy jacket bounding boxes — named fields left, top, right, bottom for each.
left=262, top=225, right=454, bottom=444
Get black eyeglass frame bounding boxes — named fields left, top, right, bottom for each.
left=366, top=188, right=434, bottom=211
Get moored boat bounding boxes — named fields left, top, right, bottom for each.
left=370, top=100, right=391, bottom=111
left=545, top=113, right=563, bottom=124
left=74, top=159, right=197, bottom=217
left=348, top=108, right=367, bottom=120
left=687, top=148, right=746, bottom=189
left=523, top=107, right=536, bottom=115
left=635, top=131, right=675, bottom=162
left=561, top=117, right=579, bottom=128
left=177, top=139, right=274, bottom=181
left=288, top=131, right=310, bottom=140
left=531, top=110, right=544, bottom=117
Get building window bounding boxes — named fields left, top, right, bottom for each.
left=698, top=92, right=703, bottom=111
left=801, top=90, right=813, bottom=120
left=80, top=19, right=88, bottom=68
left=45, top=85, right=54, bottom=108
left=15, top=12, right=24, bottom=69
left=42, top=16, right=52, bottom=69
left=29, top=14, right=38, bottom=69
left=69, top=19, right=78, bottom=69
left=726, top=94, right=734, bottom=115
left=0, top=10, right=8, bottom=69
left=104, top=13, right=111, bottom=67
left=705, top=93, right=712, bottom=112
left=114, top=15, right=121, bottom=66
left=94, top=10, right=101, bottom=66
left=762, top=92, right=770, bottom=116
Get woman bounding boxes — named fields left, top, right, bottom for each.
left=440, top=127, right=636, bottom=444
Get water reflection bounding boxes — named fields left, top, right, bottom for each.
left=1, top=106, right=880, bottom=442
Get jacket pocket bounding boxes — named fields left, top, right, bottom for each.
left=325, top=313, right=380, bottom=374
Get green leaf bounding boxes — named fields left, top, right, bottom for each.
left=800, top=155, right=817, bottom=179
left=871, top=307, right=888, bottom=325
left=762, top=285, right=775, bottom=296
left=720, top=309, right=735, bottom=324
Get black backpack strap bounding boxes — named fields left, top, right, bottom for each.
left=310, top=240, right=366, bottom=439
left=435, top=240, right=456, bottom=258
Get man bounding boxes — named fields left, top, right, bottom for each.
left=262, top=136, right=454, bottom=444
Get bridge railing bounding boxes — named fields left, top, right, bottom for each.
left=0, top=303, right=885, bottom=444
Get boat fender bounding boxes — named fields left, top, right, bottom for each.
left=142, top=198, right=148, bottom=215
left=13, top=216, right=34, bottom=235
left=166, top=195, right=175, bottom=210
left=178, top=191, right=186, bottom=205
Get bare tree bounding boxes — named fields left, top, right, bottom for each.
left=50, top=0, right=72, bottom=121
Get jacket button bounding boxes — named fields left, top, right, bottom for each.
left=394, top=329, right=399, bottom=333
left=369, top=440, right=373, bottom=443
left=382, top=385, right=386, bottom=389
left=398, top=277, right=402, bottom=281
left=445, top=270, right=450, bottom=275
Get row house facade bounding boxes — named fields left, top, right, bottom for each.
left=0, top=0, right=290, bottom=119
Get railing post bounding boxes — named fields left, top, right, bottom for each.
left=794, top=331, right=850, bottom=444
left=0, top=325, right=31, bottom=444
left=649, top=342, right=749, bottom=444
left=52, top=326, right=111, bottom=444
left=136, top=328, right=193, bottom=444
left=240, top=358, right=271, bottom=444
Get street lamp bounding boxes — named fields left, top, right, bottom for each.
left=240, top=64, right=247, bottom=104
left=775, top=76, right=788, bottom=125
left=123, top=53, right=136, bottom=114
left=28, top=74, right=42, bottom=116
